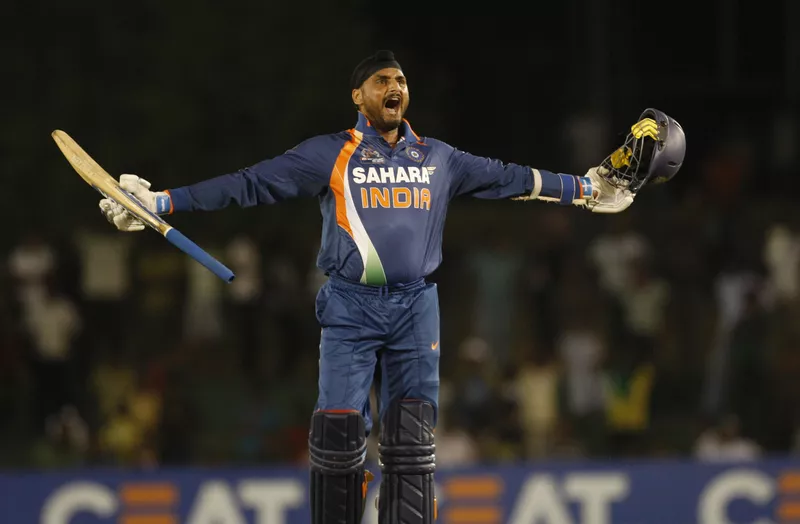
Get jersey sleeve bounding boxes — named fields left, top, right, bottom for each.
left=167, top=136, right=332, bottom=212
left=445, top=145, right=534, bottom=200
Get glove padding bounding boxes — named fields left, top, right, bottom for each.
left=98, top=174, right=169, bottom=232
left=584, top=166, right=635, bottom=214
left=99, top=199, right=145, bottom=231
left=119, top=174, right=162, bottom=213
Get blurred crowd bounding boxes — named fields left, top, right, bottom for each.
left=2, top=130, right=800, bottom=471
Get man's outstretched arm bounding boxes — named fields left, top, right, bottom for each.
left=167, top=137, right=332, bottom=212
left=99, top=136, right=333, bottom=229
left=446, top=145, right=633, bottom=213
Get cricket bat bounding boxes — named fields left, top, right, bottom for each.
left=52, top=129, right=235, bottom=283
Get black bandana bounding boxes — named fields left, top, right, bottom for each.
left=350, top=50, right=402, bottom=90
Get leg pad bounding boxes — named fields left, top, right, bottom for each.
left=309, top=410, right=368, bottom=524
left=378, top=400, right=436, bottom=523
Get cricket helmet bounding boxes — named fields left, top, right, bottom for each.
left=599, top=108, right=686, bottom=193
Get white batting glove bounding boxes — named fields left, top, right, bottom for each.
left=99, top=199, right=145, bottom=232
left=583, top=166, right=635, bottom=214
left=119, top=174, right=172, bottom=215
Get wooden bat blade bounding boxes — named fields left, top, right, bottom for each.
left=52, top=129, right=170, bottom=234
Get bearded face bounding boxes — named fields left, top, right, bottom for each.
left=352, top=67, right=409, bottom=132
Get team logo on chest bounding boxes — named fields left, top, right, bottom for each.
left=406, top=147, right=425, bottom=162
left=359, top=147, right=386, bottom=164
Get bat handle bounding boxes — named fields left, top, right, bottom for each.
left=164, top=229, right=235, bottom=283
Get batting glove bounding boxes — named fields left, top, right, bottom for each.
left=119, top=174, right=172, bottom=215
left=99, top=199, right=145, bottom=232
left=583, top=166, right=635, bottom=214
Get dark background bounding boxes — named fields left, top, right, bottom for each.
left=2, top=0, right=799, bottom=468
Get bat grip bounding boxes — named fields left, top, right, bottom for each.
left=165, top=229, right=235, bottom=283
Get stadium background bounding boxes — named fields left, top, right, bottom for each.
left=3, top=1, right=800, bottom=522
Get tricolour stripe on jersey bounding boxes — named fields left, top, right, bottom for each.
left=329, top=131, right=362, bottom=237
left=331, top=129, right=387, bottom=285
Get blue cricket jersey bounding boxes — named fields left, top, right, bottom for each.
left=167, top=113, right=577, bottom=285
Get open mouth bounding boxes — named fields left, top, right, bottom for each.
left=384, top=96, right=401, bottom=114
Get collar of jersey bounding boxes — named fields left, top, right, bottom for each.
left=354, top=112, right=421, bottom=145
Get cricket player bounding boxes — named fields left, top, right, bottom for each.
left=99, top=50, right=685, bottom=524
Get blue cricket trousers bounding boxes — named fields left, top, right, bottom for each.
left=314, top=275, right=440, bottom=434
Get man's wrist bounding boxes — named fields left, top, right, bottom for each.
left=155, top=192, right=173, bottom=214
left=532, top=170, right=593, bottom=206
left=577, top=176, right=594, bottom=203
